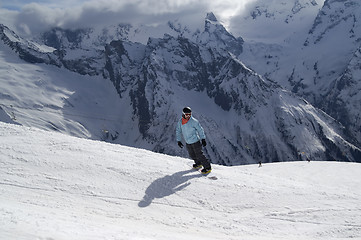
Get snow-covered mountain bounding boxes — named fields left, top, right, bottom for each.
left=1, top=122, right=361, bottom=239
left=0, top=10, right=360, bottom=164
left=321, top=47, right=361, bottom=146
left=231, top=0, right=323, bottom=43
left=238, top=0, right=361, bottom=148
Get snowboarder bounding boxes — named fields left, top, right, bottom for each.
left=176, top=107, right=212, bottom=174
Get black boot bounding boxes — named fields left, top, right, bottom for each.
left=201, top=168, right=212, bottom=174
left=193, top=163, right=202, bottom=169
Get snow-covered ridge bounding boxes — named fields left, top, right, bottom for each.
left=1, top=24, right=55, bottom=53
left=1, top=122, right=361, bottom=239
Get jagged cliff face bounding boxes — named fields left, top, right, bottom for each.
left=238, top=0, right=361, bottom=149
left=321, top=47, right=361, bottom=146
left=0, top=10, right=360, bottom=164
left=307, top=0, right=361, bottom=148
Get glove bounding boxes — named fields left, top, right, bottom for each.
left=201, top=139, right=207, bottom=147
left=178, top=141, right=184, bottom=148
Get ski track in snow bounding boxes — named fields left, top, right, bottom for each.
left=0, top=122, right=361, bottom=240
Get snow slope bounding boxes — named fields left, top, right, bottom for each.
left=1, top=122, right=360, bottom=240
left=0, top=37, right=129, bottom=142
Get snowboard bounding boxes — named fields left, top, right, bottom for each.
left=192, top=166, right=218, bottom=180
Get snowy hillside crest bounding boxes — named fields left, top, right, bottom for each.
left=1, top=122, right=361, bottom=239
left=0, top=9, right=361, bottom=164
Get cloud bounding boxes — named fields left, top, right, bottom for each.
left=6, top=1, right=202, bottom=35
left=0, top=0, right=256, bottom=37
left=0, top=8, right=18, bottom=29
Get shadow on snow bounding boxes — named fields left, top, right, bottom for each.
left=138, top=169, right=201, bottom=208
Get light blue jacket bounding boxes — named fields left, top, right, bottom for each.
left=176, top=117, right=206, bottom=144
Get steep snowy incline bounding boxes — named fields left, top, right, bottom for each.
left=1, top=122, right=361, bottom=240
left=0, top=37, right=128, bottom=141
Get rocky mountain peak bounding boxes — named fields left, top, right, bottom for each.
left=205, top=12, right=218, bottom=22
left=199, top=13, right=244, bottom=56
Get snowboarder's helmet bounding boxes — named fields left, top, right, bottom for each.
left=182, top=107, right=192, bottom=117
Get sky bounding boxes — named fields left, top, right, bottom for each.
left=0, top=0, right=258, bottom=36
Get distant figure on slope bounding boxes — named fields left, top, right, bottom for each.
left=176, top=107, right=212, bottom=174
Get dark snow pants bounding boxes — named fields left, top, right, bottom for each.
left=186, top=141, right=211, bottom=169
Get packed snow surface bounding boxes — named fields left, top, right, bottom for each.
left=0, top=122, right=361, bottom=240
